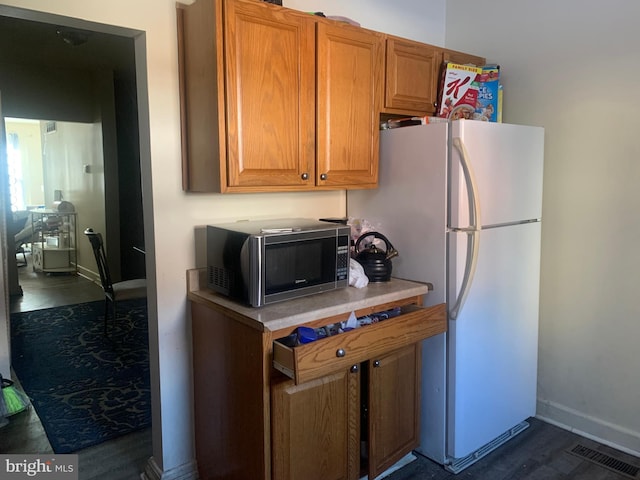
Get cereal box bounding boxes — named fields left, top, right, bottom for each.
left=497, top=84, right=503, bottom=123
left=437, top=62, right=482, bottom=119
left=474, top=65, right=500, bottom=122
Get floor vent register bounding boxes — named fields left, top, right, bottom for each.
left=566, top=443, right=640, bottom=479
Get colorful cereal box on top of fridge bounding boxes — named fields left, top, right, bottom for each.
left=475, top=64, right=500, bottom=122
left=437, top=62, right=482, bottom=119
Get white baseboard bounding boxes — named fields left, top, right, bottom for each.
left=76, top=265, right=100, bottom=285
left=140, top=457, right=198, bottom=480
left=536, top=398, right=640, bottom=457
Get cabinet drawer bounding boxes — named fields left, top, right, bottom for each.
left=273, top=303, right=445, bottom=384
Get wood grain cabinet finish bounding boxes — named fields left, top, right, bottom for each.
left=367, top=344, right=421, bottom=479
left=383, top=36, right=441, bottom=115
left=190, top=279, right=446, bottom=480
left=271, top=303, right=443, bottom=478
left=178, top=0, right=484, bottom=192
left=179, top=0, right=383, bottom=192
left=272, top=304, right=443, bottom=385
left=272, top=343, right=424, bottom=480
left=224, top=0, right=316, bottom=190
left=271, top=369, right=360, bottom=480
left=316, top=22, right=383, bottom=189
left=442, top=48, right=486, bottom=69
left=382, top=38, right=486, bottom=117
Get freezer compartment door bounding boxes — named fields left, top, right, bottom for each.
left=447, top=222, right=540, bottom=459
left=449, top=121, right=544, bottom=228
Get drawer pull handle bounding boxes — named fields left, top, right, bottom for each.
left=350, top=365, right=359, bottom=373
left=373, top=360, right=380, bottom=368
left=336, top=348, right=346, bottom=358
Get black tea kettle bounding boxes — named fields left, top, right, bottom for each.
left=354, top=232, right=399, bottom=282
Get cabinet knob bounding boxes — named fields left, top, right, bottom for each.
left=301, top=172, right=309, bottom=180
left=320, top=173, right=327, bottom=181
left=336, top=348, right=346, bottom=358
left=350, top=364, right=359, bottom=373
left=373, top=360, right=380, bottom=368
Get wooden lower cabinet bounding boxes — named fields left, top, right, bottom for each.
left=367, top=344, right=421, bottom=479
left=190, top=301, right=270, bottom=480
left=189, top=283, right=446, bottom=480
left=271, top=369, right=360, bottom=480
left=273, top=344, right=421, bottom=480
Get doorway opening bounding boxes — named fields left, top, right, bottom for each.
left=0, top=6, right=153, bottom=460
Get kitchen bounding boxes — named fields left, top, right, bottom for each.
left=0, top=0, right=638, bottom=479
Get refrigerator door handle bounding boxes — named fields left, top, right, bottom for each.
left=452, top=137, right=482, bottom=229
left=449, top=137, right=482, bottom=321
left=449, top=229, right=480, bottom=320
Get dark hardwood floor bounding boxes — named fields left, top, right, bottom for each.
left=2, top=250, right=152, bottom=479
left=386, top=417, right=640, bottom=480
left=10, top=252, right=104, bottom=314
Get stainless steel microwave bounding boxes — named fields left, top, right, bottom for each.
left=206, top=219, right=350, bottom=307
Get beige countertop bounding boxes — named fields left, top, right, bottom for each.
left=187, top=268, right=431, bottom=332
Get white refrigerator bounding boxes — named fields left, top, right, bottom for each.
left=347, top=119, right=544, bottom=473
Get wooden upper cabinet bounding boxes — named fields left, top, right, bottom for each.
left=179, top=0, right=383, bottom=192
left=442, top=48, right=485, bottom=68
left=384, top=36, right=442, bottom=115
left=178, top=0, right=225, bottom=192
left=316, top=23, right=384, bottom=189
left=381, top=39, right=486, bottom=117
left=224, top=0, right=316, bottom=190
left=179, top=0, right=483, bottom=192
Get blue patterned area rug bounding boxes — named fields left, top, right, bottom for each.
left=10, top=298, right=151, bottom=454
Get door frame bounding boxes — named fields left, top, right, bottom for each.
left=0, top=4, right=156, bottom=455
left=0, top=91, right=11, bottom=376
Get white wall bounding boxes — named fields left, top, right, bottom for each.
left=40, top=121, right=106, bottom=276
left=2, top=120, right=104, bottom=278
left=0, top=0, right=441, bottom=477
left=284, top=0, right=445, bottom=45
left=446, top=0, right=640, bottom=455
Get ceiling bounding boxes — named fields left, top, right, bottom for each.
left=0, top=12, right=135, bottom=73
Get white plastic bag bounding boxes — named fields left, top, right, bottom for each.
left=349, top=258, right=369, bottom=288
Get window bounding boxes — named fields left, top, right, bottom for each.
left=6, top=131, right=25, bottom=212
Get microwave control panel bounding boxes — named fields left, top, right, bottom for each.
left=337, top=235, right=350, bottom=282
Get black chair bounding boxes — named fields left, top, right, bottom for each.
left=13, top=211, right=38, bottom=267
left=84, top=228, right=147, bottom=335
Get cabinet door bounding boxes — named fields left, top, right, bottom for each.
left=272, top=368, right=360, bottom=480
left=368, top=344, right=421, bottom=479
left=384, top=37, right=441, bottom=115
left=224, top=0, right=316, bottom=190
left=316, top=23, right=383, bottom=189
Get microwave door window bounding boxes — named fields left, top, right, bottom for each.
left=264, top=238, right=335, bottom=295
